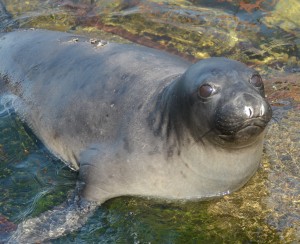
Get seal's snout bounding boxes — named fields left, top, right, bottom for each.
left=213, top=90, right=272, bottom=146
left=242, top=93, right=272, bottom=121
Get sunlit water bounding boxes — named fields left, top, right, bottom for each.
left=0, top=0, right=299, bottom=243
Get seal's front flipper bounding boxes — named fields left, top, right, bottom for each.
left=8, top=183, right=98, bottom=243
left=78, top=143, right=127, bottom=202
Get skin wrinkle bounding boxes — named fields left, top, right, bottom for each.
left=80, top=164, right=119, bottom=196
left=179, top=139, right=237, bottom=188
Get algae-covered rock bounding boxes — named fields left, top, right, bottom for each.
left=264, top=0, right=300, bottom=36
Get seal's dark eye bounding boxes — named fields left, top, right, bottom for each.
left=198, top=84, right=214, bottom=98
left=250, top=74, right=263, bottom=88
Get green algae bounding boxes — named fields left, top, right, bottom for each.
left=0, top=112, right=76, bottom=221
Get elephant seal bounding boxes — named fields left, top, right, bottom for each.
left=0, top=29, right=272, bottom=200
left=0, top=4, right=272, bottom=242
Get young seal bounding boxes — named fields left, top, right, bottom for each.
left=0, top=3, right=272, bottom=242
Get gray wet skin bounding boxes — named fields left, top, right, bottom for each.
left=0, top=30, right=272, bottom=203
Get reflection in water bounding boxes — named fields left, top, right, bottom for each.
left=0, top=0, right=299, bottom=242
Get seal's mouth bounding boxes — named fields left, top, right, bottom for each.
left=241, top=118, right=268, bottom=129
left=216, top=118, right=268, bottom=144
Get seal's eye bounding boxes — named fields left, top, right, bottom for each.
left=250, top=74, right=263, bottom=88
left=198, top=84, right=214, bottom=98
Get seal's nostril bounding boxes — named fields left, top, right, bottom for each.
left=249, top=107, right=253, bottom=118
left=260, top=104, right=265, bottom=116
left=244, top=106, right=253, bottom=118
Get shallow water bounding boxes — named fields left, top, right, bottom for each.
left=0, top=0, right=299, bottom=243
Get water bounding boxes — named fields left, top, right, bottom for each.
left=0, top=0, right=299, bottom=242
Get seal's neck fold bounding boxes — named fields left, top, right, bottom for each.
left=147, top=75, right=191, bottom=155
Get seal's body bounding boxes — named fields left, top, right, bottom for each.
left=0, top=22, right=272, bottom=241
left=0, top=29, right=272, bottom=204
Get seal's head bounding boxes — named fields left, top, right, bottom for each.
left=178, top=57, right=272, bottom=148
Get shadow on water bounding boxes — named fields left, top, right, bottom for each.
left=0, top=0, right=299, bottom=242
